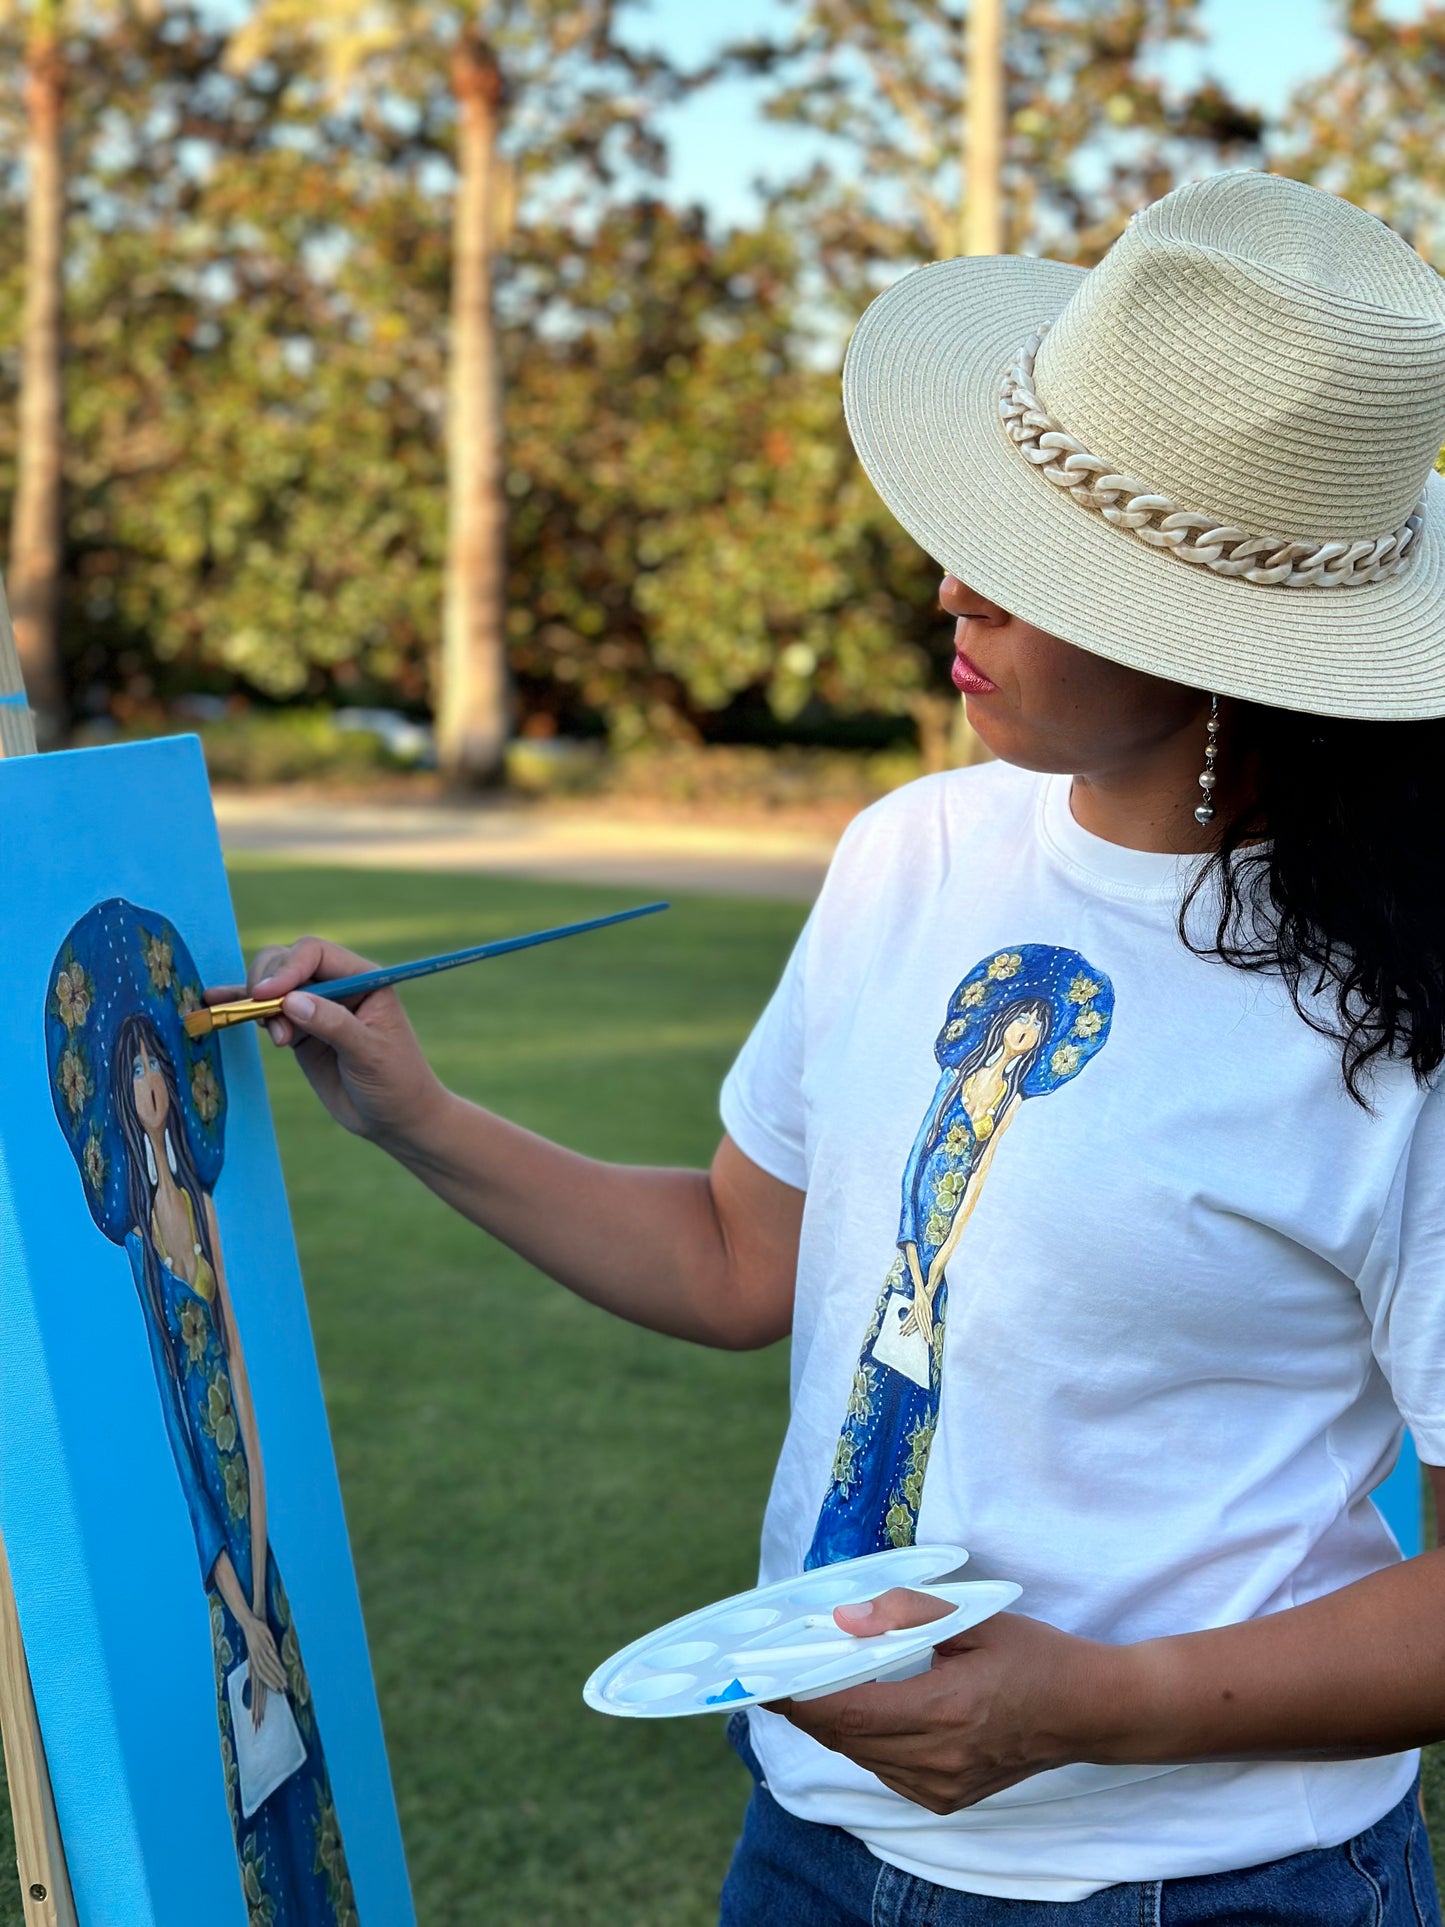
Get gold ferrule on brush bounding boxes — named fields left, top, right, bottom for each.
left=183, top=997, right=286, bottom=1039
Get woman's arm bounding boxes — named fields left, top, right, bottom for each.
left=782, top=1467, right=1445, bottom=1814
left=203, top=1194, right=267, bottom=1617
left=900, top=1108, right=1015, bottom=1343
left=211, top=1549, right=288, bottom=1723
left=924, top=1104, right=1014, bottom=1288
left=210, top=937, right=804, bottom=1350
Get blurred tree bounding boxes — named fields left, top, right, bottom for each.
left=6, top=0, right=68, bottom=739
left=224, top=0, right=676, bottom=784
left=731, top=0, right=1263, bottom=282
left=1278, top=0, right=1445, bottom=266
left=505, top=200, right=946, bottom=745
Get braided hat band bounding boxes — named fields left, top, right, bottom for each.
left=1000, top=325, right=1425, bottom=591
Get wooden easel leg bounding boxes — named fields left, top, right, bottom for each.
left=0, top=1532, right=76, bottom=1927
left=0, top=612, right=71, bottom=1920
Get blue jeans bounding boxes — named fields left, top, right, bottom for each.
left=720, top=1713, right=1441, bottom=1925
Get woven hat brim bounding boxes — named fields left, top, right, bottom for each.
left=844, top=254, right=1445, bottom=720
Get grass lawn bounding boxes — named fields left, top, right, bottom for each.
left=1, top=861, right=1442, bottom=1921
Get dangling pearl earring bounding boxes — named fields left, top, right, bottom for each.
left=164, top=1128, right=178, bottom=1178
left=145, top=1135, right=159, bottom=1188
left=1194, top=695, right=1221, bottom=826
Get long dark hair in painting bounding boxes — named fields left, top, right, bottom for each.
left=112, top=1010, right=223, bottom=1347
left=947, top=995, right=1052, bottom=1113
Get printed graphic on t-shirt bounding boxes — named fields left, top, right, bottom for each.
left=806, top=944, right=1115, bottom=1569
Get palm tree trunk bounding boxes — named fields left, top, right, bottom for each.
left=9, top=16, right=67, bottom=744
left=963, top=0, right=1004, bottom=255
left=439, top=25, right=508, bottom=785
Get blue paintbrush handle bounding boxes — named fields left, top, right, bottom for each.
left=311, top=901, right=669, bottom=1003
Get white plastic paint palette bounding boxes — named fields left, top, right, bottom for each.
left=584, top=1544, right=1022, bottom=1720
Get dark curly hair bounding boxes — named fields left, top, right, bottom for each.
left=1181, top=702, right=1445, bottom=1106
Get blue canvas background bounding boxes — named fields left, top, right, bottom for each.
left=0, top=737, right=414, bottom=1927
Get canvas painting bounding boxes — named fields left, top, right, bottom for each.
left=0, top=737, right=414, bottom=1927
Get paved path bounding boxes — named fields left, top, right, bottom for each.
left=214, top=792, right=837, bottom=902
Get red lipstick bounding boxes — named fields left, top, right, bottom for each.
left=952, top=648, right=998, bottom=696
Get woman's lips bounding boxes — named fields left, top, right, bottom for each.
left=952, top=648, right=998, bottom=696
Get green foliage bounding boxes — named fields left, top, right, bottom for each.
left=0, top=0, right=1435, bottom=753
left=1277, top=0, right=1445, bottom=265
left=732, top=0, right=1263, bottom=277
left=504, top=202, right=944, bottom=742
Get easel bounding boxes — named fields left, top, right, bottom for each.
left=0, top=607, right=78, bottom=1926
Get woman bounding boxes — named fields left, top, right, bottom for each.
left=229, top=173, right=1445, bottom=1922
left=49, top=905, right=357, bottom=1927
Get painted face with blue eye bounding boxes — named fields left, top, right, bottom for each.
left=129, top=1048, right=170, bottom=1133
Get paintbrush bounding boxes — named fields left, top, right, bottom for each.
left=184, top=901, right=669, bottom=1038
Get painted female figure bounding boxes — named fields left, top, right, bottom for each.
left=48, top=903, right=357, bottom=1927
left=807, top=945, right=1114, bottom=1570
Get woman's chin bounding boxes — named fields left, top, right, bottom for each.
left=962, top=705, right=1074, bottom=776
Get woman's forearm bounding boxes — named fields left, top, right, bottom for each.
left=375, top=1089, right=795, bottom=1349
left=212, top=1550, right=250, bottom=1626
left=1090, top=1548, right=1445, bottom=1764
left=205, top=1198, right=268, bottom=1610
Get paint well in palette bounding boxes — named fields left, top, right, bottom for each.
left=584, top=1545, right=1023, bottom=1721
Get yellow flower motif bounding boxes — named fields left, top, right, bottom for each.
left=179, top=1298, right=209, bottom=1367
left=281, top=1621, right=311, bottom=1710
left=241, top=1837, right=276, bottom=1927
left=82, top=1124, right=107, bottom=1194
left=986, top=952, right=1022, bottom=981
left=959, top=981, right=988, bottom=1008
left=944, top=1018, right=968, bottom=1040
left=943, top=1123, right=971, bottom=1157
left=313, top=1793, right=357, bottom=1926
left=925, top=1211, right=951, bottom=1248
left=203, top=1370, right=238, bottom=1454
left=191, top=1058, right=221, bottom=1125
left=57, top=1044, right=93, bottom=1117
left=831, top=1432, right=859, bottom=1497
left=1073, top=1008, right=1104, bottom=1039
left=1050, top=1043, right=1082, bottom=1077
left=54, top=962, right=93, bottom=1032
left=884, top=1501, right=915, bottom=1548
left=906, top=1415, right=936, bottom=1476
left=845, top=1361, right=877, bottom=1425
left=935, top=1169, right=966, bottom=1211
left=930, top=1318, right=947, bottom=1377
left=1067, top=973, right=1102, bottom=1005
left=223, top=1453, right=249, bottom=1522
left=176, top=982, right=202, bottom=1018
left=142, top=930, right=174, bottom=993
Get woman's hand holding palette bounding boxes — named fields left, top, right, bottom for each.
left=584, top=1546, right=1021, bottom=1719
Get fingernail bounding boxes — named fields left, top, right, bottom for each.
left=266, top=1021, right=285, bottom=1045
left=284, top=993, right=315, bottom=1020
left=254, top=976, right=276, bottom=994
left=837, top=1600, right=874, bottom=1626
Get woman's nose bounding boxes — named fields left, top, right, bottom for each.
left=940, top=575, right=1007, bottom=623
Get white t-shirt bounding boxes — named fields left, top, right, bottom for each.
left=719, top=760, right=1442, bottom=1902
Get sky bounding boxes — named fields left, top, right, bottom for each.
left=632, top=0, right=1420, bottom=228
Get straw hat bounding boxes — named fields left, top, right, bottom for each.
left=843, top=171, right=1445, bottom=719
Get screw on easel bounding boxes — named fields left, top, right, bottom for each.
left=28, top=1885, right=46, bottom=1902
